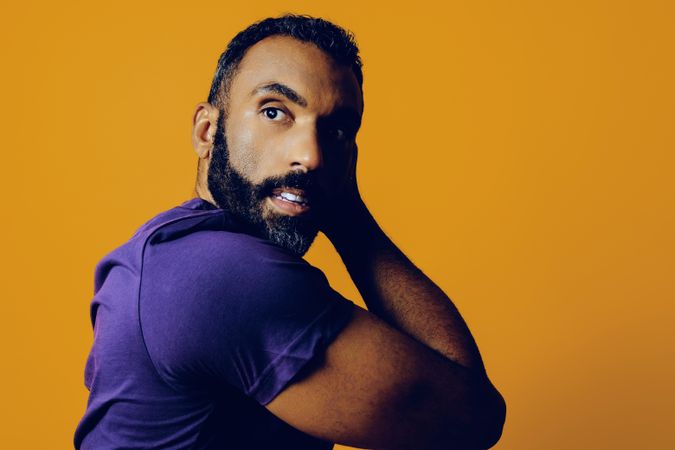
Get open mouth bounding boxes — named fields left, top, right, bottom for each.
left=269, top=187, right=311, bottom=215
left=272, top=187, right=309, bottom=206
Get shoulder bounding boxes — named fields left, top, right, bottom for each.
left=141, top=222, right=332, bottom=315
left=145, top=223, right=318, bottom=280
left=137, top=216, right=352, bottom=394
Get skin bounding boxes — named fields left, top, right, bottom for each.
left=192, top=36, right=361, bottom=230
left=191, top=36, right=506, bottom=449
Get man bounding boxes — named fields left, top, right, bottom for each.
left=75, top=15, right=506, bottom=450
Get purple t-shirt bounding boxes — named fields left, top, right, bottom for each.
left=74, top=198, right=355, bottom=449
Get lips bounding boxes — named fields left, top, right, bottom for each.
left=269, top=187, right=312, bottom=216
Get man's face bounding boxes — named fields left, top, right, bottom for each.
left=207, top=36, right=363, bottom=256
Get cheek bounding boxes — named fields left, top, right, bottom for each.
left=225, top=114, right=262, bottom=180
left=234, top=123, right=292, bottom=183
left=322, top=149, right=354, bottom=194
left=329, top=146, right=355, bottom=177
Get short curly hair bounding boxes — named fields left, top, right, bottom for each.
left=207, top=14, right=363, bottom=109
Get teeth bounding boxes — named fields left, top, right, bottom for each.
left=279, top=192, right=307, bottom=203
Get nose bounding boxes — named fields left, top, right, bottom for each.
left=285, top=124, right=323, bottom=173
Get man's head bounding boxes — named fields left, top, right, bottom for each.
left=207, top=15, right=363, bottom=112
left=192, top=15, right=364, bottom=256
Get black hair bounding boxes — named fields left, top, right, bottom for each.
left=207, top=14, right=363, bottom=109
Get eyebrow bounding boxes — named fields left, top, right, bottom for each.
left=251, top=82, right=308, bottom=107
left=330, top=107, right=362, bottom=132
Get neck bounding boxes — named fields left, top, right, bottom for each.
left=193, top=166, right=217, bottom=206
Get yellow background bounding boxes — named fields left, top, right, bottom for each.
left=2, top=0, right=673, bottom=448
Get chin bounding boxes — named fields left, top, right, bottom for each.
left=262, top=213, right=318, bottom=256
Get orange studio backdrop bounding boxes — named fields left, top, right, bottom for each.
left=2, top=1, right=674, bottom=449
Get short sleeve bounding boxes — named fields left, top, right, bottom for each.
left=139, top=230, right=355, bottom=405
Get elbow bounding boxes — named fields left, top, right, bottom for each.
left=463, top=384, right=507, bottom=449
left=399, top=377, right=507, bottom=450
left=432, top=380, right=506, bottom=450
left=477, top=388, right=507, bottom=449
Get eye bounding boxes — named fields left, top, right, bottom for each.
left=328, top=126, right=355, bottom=143
left=261, top=107, right=287, bottom=121
left=332, top=128, right=346, bottom=140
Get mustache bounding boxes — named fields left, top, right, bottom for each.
left=257, top=171, right=325, bottom=203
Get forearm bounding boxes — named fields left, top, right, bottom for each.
left=327, top=201, right=487, bottom=375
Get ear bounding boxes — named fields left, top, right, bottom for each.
left=192, top=102, right=219, bottom=159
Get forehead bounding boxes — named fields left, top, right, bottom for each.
left=228, top=35, right=363, bottom=113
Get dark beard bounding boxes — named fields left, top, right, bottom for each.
left=206, top=112, right=322, bottom=256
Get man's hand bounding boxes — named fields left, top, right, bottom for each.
left=269, top=148, right=507, bottom=447
left=317, top=143, right=372, bottom=244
